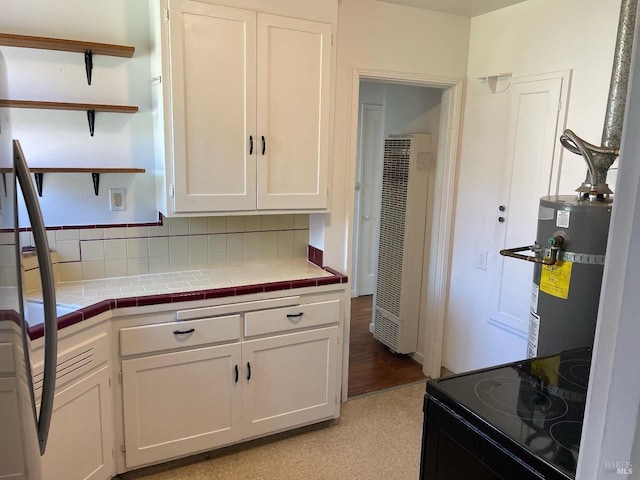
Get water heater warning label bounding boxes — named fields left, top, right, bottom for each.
left=556, top=210, right=570, bottom=228
left=540, top=261, right=573, bottom=299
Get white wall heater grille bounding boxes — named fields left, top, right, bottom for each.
left=374, top=134, right=431, bottom=353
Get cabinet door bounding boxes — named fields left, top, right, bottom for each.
left=0, top=377, right=28, bottom=479
left=242, top=326, right=338, bottom=439
left=170, top=0, right=257, bottom=212
left=121, top=343, right=241, bottom=468
left=41, top=366, right=114, bottom=480
left=256, top=15, right=332, bottom=210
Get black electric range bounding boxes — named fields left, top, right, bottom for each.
left=420, top=348, right=591, bottom=480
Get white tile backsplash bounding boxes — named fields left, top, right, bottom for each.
left=55, top=229, right=79, bottom=241
left=80, top=228, right=104, bottom=240
left=227, top=216, right=245, bottom=233
left=106, top=259, right=128, bottom=278
left=55, top=240, right=81, bottom=262
left=105, top=239, right=127, bottom=260
left=208, top=217, right=227, bottom=233
left=189, top=217, right=208, bottom=234
left=20, top=215, right=310, bottom=283
left=148, top=237, right=169, bottom=257
left=169, top=217, right=189, bottom=235
left=127, top=238, right=149, bottom=258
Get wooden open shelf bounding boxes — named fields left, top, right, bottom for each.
left=0, top=99, right=138, bottom=113
left=0, top=167, right=145, bottom=196
left=0, top=33, right=135, bottom=57
left=0, top=99, right=139, bottom=136
left=0, top=167, right=145, bottom=174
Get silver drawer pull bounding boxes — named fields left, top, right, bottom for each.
left=173, top=328, right=195, bottom=335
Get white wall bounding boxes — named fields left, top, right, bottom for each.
left=444, top=0, right=622, bottom=372
left=320, top=0, right=470, bottom=272
left=0, top=1, right=157, bottom=226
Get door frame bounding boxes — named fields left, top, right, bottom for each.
left=344, top=67, right=463, bottom=394
left=352, top=102, right=384, bottom=298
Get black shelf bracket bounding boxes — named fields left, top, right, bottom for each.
left=84, top=49, right=93, bottom=85
left=34, top=172, right=43, bottom=197
left=87, top=109, right=95, bottom=136
left=91, top=172, right=100, bottom=196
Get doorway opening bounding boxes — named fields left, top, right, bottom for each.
left=343, top=70, right=462, bottom=399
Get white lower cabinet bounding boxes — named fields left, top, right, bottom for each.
left=41, top=366, right=114, bottom=480
left=121, top=342, right=242, bottom=468
left=242, top=326, right=338, bottom=439
left=119, top=298, right=341, bottom=470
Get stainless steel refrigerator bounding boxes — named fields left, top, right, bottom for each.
left=0, top=51, right=58, bottom=479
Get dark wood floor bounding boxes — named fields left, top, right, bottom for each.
left=348, top=295, right=427, bottom=398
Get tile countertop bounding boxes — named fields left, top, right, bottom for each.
left=25, top=262, right=347, bottom=340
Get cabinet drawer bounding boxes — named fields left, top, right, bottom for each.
left=244, top=299, right=339, bottom=337
left=120, top=315, right=240, bottom=357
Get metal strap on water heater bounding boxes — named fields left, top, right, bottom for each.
left=542, top=249, right=606, bottom=265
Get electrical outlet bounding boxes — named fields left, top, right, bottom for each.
left=109, top=188, right=125, bottom=211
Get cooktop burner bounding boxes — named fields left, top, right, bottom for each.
left=427, top=348, right=591, bottom=479
left=474, top=376, right=569, bottom=420
left=556, top=359, right=590, bottom=389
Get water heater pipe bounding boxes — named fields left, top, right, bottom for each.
left=560, top=0, right=638, bottom=199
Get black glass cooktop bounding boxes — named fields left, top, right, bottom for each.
left=427, top=348, right=591, bottom=478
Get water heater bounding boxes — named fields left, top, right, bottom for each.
left=528, top=197, right=612, bottom=357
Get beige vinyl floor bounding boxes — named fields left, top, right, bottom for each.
left=123, top=381, right=427, bottom=480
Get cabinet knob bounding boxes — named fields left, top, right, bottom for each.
left=499, top=205, right=506, bottom=212
left=498, top=217, right=505, bottom=223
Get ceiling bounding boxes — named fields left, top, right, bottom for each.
left=376, top=0, right=527, bottom=17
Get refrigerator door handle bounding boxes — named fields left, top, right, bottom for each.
left=14, top=139, right=58, bottom=456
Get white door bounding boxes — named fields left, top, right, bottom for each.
left=170, top=1, right=256, bottom=212
left=354, top=104, right=384, bottom=296
left=241, top=326, right=338, bottom=439
left=256, top=14, right=331, bottom=210
left=490, top=72, right=570, bottom=334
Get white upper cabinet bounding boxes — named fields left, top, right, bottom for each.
left=256, top=14, right=331, bottom=210
left=151, top=0, right=333, bottom=215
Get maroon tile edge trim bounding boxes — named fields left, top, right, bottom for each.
left=205, top=287, right=237, bottom=299
left=307, top=245, right=324, bottom=268
left=323, top=266, right=349, bottom=283
left=26, top=263, right=348, bottom=340
left=236, top=284, right=265, bottom=296
left=171, top=291, right=206, bottom=303
left=264, top=281, right=293, bottom=292
left=77, top=300, right=111, bottom=320
left=57, top=311, right=85, bottom=331
left=291, top=278, right=318, bottom=289
left=116, top=297, right=138, bottom=308
left=137, top=294, right=174, bottom=307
